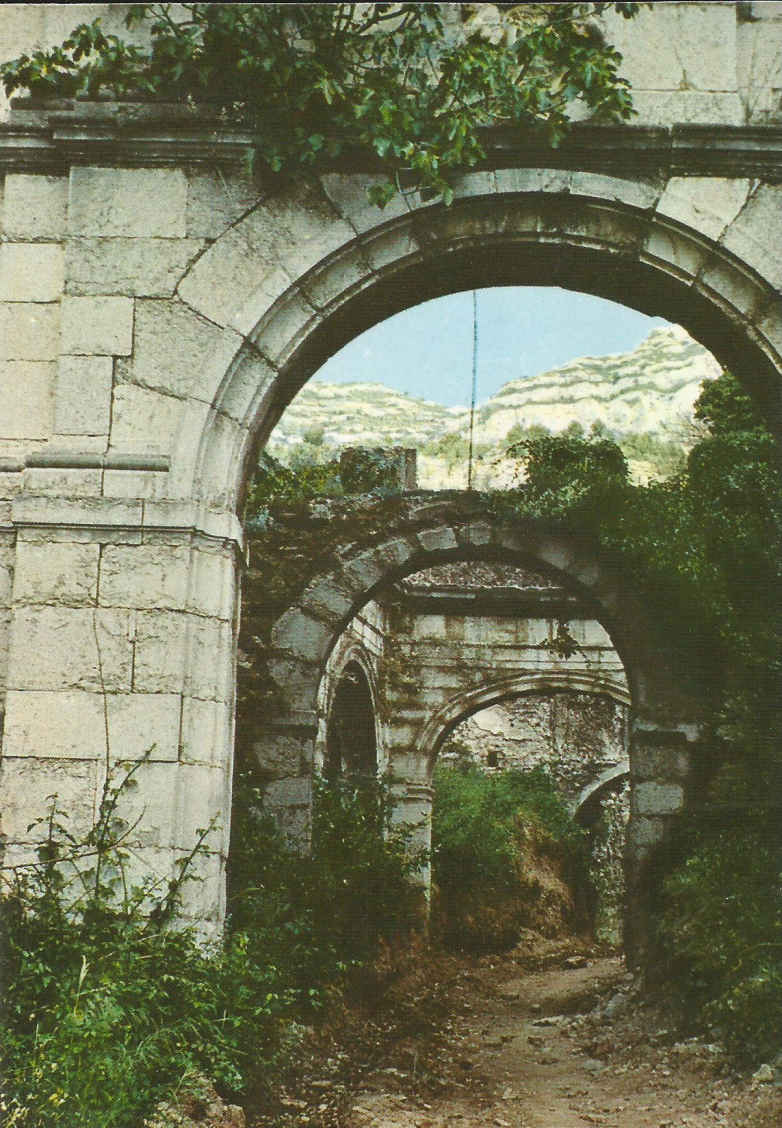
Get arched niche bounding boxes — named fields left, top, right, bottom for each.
left=324, top=659, right=378, bottom=780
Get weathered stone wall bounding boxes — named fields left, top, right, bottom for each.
left=319, top=602, right=630, bottom=784
left=1, top=3, right=780, bottom=933
left=441, top=692, right=629, bottom=804
left=381, top=601, right=626, bottom=777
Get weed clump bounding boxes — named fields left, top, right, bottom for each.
left=431, top=764, right=590, bottom=952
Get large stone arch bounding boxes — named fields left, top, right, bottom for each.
left=166, top=173, right=781, bottom=943
left=174, top=176, right=782, bottom=513
left=3, top=6, right=782, bottom=936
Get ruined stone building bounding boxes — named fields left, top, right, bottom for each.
left=1, top=3, right=781, bottom=955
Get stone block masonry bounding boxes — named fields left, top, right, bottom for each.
left=1, top=2, right=781, bottom=936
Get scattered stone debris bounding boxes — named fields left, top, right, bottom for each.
left=144, top=1076, right=245, bottom=1128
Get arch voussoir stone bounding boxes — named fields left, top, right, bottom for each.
left=414, top=525, right=460, bottom=555
left=298, top=576, right=356, bottom=627
left=338, top=536, right=421, bottom=595
left=271, top=608, right=335, bottom=661
left=249, top=288, right=323, bottom=371
left=524, top=533, right=580, bottom=577
left=319, top=171, right=423, bottom=234
left=177, top=228, right=293, bottom=333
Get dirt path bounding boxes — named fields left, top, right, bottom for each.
left=262, top=940, right=782, bottom=1128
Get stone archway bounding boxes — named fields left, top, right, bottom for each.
left=248, top=498, right=704, bottom=960
left=162, top=176, right=782, bottom=941
left=182, top=181, right=782, bottom=515
left=3, top=84, right=781, bottom=933
left=324, top=661, right=378, bottom=781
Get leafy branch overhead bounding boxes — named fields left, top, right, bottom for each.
left=0, top=2, right=638, bottom=204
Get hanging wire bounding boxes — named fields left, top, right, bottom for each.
left=467, top=290, right=479, bottom=490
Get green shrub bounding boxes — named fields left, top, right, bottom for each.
left=228, top=771, right=426, bottom=995
left=657, top=821, right=782, bottom=1063
left=245, top=449, right=344, bottom=515
left=431, top=764, right=589, bottom=951
left=654, top=790, right=782, bottom=1065
left=1, top=765, right=424, bottom=1126
left=0, top=768, right=283, bottom=1127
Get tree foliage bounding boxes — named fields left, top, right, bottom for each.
left=1, top=2, right=638, bottom=204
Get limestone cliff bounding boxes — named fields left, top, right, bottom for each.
left=268, top=325, right=719, bottom=486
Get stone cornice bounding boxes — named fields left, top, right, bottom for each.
left=8, top=494, right=245, bottom=552
left=482, top=122, right=782, bottom=179
left=2, top=101, right=782, bottom=178
left=0, top=108, right=256, bottom=172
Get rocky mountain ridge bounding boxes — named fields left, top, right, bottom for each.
left=268, top=325, right=720, bottom=486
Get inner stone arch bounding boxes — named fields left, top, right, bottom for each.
left=244, top=512, right=704, bottom=963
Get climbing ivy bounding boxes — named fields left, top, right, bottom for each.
left=1, top=3, right=639, bottom=205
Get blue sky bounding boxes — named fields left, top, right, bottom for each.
left=314, top=286, right=669, bottom=407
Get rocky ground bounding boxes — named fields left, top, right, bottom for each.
left=243, top=936, right=782, bottom=1128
